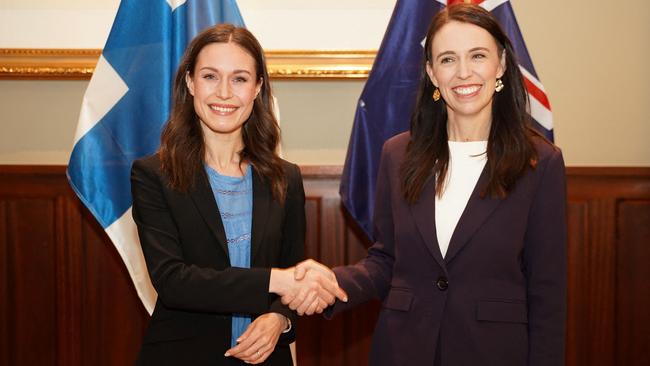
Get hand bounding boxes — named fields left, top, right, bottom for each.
left=224, top=312, right=287, bottom=364
left=290, top=259, right=348, bottom=315
left=270, top=259, right=347, bottom=315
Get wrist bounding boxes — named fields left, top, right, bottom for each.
left=269, top=268, right=292, bottom=295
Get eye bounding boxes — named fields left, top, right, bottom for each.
left=472, top=53, right=487, bottom=60
left=440, top=57, right=455, bottom=64
left=202, top=73, right=216, bottom=80
left=233, top=76, right=249, bottom=83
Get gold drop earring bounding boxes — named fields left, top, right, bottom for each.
left=432, top=88, right=441, bottom=101
left=495, top=79, right=504, bottom=92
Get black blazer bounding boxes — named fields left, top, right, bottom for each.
left=131, top=155, right=304, bottom=366
left=328, top=132, right=567, bottom=366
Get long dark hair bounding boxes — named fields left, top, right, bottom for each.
left=401, top=4, right=543, bottom=204
left=159, top=24, right=287, bottom=202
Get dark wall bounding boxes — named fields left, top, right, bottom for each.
left=1, top=165, right=649, bottom=366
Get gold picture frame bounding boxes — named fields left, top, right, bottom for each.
left=0, top=48, right=375, bottom=80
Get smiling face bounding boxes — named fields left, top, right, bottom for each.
left=185, top=42, right=262, bottom=141
left=426, top=21, right=505, bottom=124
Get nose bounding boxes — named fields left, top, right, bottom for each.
left=216, top=79, right=232, bottom=100
left=457, top=59, right=471, bottom=79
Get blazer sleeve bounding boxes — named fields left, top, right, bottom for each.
left=268, top=163, right=305, bottom=344
left=326, top=141, right=396, bottom=317
left=131, top=158, right=271, bottom=315
left=523, top=148, right=568, bottom=366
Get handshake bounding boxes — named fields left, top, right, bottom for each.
left=270, top=259, right=348, bottom=315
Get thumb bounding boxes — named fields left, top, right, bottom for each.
left=336, top=287, right=349, bottom=303
left=294, top=265, right=306, bottom=280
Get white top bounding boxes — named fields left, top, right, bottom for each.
left=435, top=141, right=488, bottom=258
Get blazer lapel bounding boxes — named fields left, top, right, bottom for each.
left=250, top=170, right=271, bottom=265
left=409, top=175, right=447, bottom=272
left=189, top=172, right=230, bottom=260
left=444, top=167, right=503, bottom=263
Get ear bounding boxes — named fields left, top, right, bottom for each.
left=255, top=77, right=263, bottom=97
left=497, top=49, right=506, bottom=79
left=185, top=71, right=195, bottom=96
left=425, top=61, right=438, bottom=88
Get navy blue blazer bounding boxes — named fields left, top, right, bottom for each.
left=131, top=155, right=304, bottom=366
left=328, top=132, right=567, bottom=366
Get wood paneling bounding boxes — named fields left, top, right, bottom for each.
left=616, top=201, right=650, bottom=365
left=0, top=166, right=149, bottom=366
left=0, top=165, right=649, bottom=365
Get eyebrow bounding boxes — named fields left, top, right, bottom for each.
left=435, top=47, right=491, bottom=61
left=198, top=66, right=253, bottom=75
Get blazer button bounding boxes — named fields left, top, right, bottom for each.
left=436, top=277, right=448, bottom=291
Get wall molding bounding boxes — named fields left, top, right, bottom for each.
left=0, top=48, right=375, bottom=80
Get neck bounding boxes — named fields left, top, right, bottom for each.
left=203, top=131, right=246, bottom=176
left=446, top=110, right=491, bottom=142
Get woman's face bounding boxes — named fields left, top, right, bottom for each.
left=186, top=42, right=262, bottom=139
left=426, top=21, right=505, bottom=122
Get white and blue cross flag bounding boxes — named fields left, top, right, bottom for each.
left=340, top=0, right=554, bottom=240
left=67, top=0, right=245, bottom=314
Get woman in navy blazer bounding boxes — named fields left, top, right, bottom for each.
left=131, top=24, right=343, bottom=366
left=293, top=4, right=567, bottom=366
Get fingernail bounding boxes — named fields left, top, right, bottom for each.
left=343, top=296, right=348, bottom=302
left=224, top=352, right=231, bottom=357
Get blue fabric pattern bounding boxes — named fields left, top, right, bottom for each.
left=205, top=164, right=253, bottom=348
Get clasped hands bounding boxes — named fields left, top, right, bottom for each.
left=270, top=259, right=348, bottom=316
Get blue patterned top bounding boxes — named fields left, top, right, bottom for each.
left=205, top=164, right=253, bottom=348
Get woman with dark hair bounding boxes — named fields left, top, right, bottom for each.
left=291, top=4, right=567, bottom=365
left=131, top=24, right=345, bottom=365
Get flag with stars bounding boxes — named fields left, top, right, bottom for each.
left=340, top=0, right=553, bottom=240
left=67, top=0, right=245, bottom=314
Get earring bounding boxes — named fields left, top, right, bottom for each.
left=432, top=88, right=441, bottom=101
left=495, top=79, right=504, bottom=92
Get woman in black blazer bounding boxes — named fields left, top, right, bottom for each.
left=291, top=4, right=567, bottom=365
left=131, top=24, right=342, bottom=366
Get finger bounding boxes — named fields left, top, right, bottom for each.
left=335, top=286, right=349, bottom=302
left=254, top=341, right=275, bottom=363
left=288, top=287, right=310, bottom=311
left=305, top=297, right=320, bottom=315
left=296, top=290, right=318, bottom=315
left=288, top=296, right=301, bottom=312
left=295, top=289, right=318, bottom=315
left=294, top=264, right=306, bottom=280
left=317, top=276, right=346, bottom=303
left=315, top=282, right=336, bottom=304
left=238, top=337, right=267, bottom=362
left=281, top=292, right=295, bottom=306
left=317, top=297, right=328, bottom=310
left=236, top=322, right=255, bottom=344
left=249, top=347, right=272, bottom=364
left=225, top=327, right=258, bottom=357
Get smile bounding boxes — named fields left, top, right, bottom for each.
left=452, top=85, right=482, bottom=96
left=209, top=104, right=238, bottom=114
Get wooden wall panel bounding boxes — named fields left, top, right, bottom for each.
left=0, top=167, right=149, bottom=366
left=5, top=198, right=58, bottom=366
left=78, top=208, right=149, bottom=366
left=296, top=177, right=379, bottom=366
left=0, top=201, right=8, bottom=366
left=616, top=200, right=650, bottom=365
left=0, top=165, right=649, bottom=366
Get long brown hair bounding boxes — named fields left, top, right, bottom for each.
left=401, top=4, right=543, bottom=204
left=158, top=24, right=287, bottom=202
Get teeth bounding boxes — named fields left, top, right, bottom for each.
left=453, top=85, right=481, bottom=95
left=210, top=105, right=237, bottom=113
